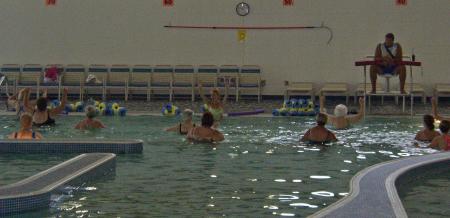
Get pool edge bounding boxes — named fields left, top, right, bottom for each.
left=309, top=152, right=450, bottom=218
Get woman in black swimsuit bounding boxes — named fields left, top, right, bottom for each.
left=23, top=88, right=68, bottom=127
left=165, top=109, right=196, bottom=135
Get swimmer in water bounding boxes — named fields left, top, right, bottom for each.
left=415, top=114, right=440, bottom=142
left=301, top=113, right=337, bottom=144
left=428, top=120, right=450, bottom=151
left=198, top=80, right=229, bottom=126
left=75, top=105, right=106, bottom=130
left=23, top=88, right=68, bottom=127
left=165, top=109, right=196, bottom=135
left=8, top=113, right=43, bottom=140
left=187, top=112, right=224, bottom=142
left=6, top=88, right=44, bottom=117
left=319, top=96, right=365, bottom=129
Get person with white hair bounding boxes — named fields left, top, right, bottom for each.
left=75, top=105, right=106, bottom=130
left=165, top=109, right=196, bottom=135
left=319, top=96, right=365, bottom=129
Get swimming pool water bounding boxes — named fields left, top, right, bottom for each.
left=401, top=172, right=450, bottom=218
left=0, top=115, right=440, bottom=217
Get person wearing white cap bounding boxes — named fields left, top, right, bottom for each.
left=319, top=96, right=365, bottom=129
left=165, top=109, right=196, bottom=135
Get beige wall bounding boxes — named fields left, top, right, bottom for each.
left=0, top=0, right=449, bottom=95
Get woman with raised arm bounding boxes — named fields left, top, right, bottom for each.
left=432, top=97, right=450, bottom=122
left=23, top=88, right=68, bottom=127
left=198, top=80, right=229, bottom=126
left=319, top=96, right=365, bottom=129
left=7, top=88, right=45, bottom=117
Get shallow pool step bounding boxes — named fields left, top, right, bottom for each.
left=0, top=140, right=143, bottom=154
left=310, top=151, right=450, bottom=218
left=0, top=153, right=116, bottom=215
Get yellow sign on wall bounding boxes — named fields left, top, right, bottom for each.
left=238, top=29, right=246, bottom=42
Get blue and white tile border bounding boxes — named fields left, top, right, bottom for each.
left=0, top=153, right=116, bottom=215
left=0, top=140, right=143, bottom=154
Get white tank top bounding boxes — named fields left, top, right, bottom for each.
left=380, top=43, right=398, bottom=58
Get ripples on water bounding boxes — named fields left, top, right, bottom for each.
left=401, top=172, right=450, bottom=218
left=0, top=116, right=439, bottom=217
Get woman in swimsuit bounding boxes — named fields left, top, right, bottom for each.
left=75, top=106, right=106, bottom=130
left=23, top=88, right=68, bottom=127
left=415, top=114, right=441, bottom=142
left=6, top=88, right=44, bottom=118
left=187, top=112, right=224, bottom=143
left=428, top=120, right=450, bottom=151
left=165, top=109, right=196, bottom=135
left=301, top=113, right=337, bottom=144
left=198, top=80, right=229, bottom=126
left=8, top=113, right=43, bottom=140
left=319, top=96, right=365, bottom=130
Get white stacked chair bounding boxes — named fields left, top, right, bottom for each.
left=434, top=84, right=450, bottom=103
left=285, top=82, right=315, bottom=101
left=63, top=65, right=85, bottom=101
left=238, top=65, right=262, bottom=102
left=219, top=65, right=239, bottom=102
left=319, top=83, right=349, bottom=105
left=129, top=65, right=152, bottom=101
left=85, top=64, right=108, bottom=100
left=0, top=64, right=21, bottom=95
left=152, top=65, right=173, bottom=101
left=42, top=64, right=64, bottom=99
left=173, top=65, right=195, bottom=102
left=18, top=64, right=43, bottom=97
left=107, top=65, right=130, bottom=101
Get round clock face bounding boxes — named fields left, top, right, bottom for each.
left=236, top=2, right=250, bottom=16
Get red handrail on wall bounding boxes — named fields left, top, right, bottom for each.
left=164, top=23, right=333, bottom=44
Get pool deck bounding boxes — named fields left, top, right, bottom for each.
left=0, top=153, right=116, bottom=215
left=0, top=111, right=448, bottom=118
left=1, top=99, right=449, bottom=116
left=310, top=151, right=450, bottom=218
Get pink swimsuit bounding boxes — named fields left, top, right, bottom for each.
left=444, top=135, right=450, bottom=151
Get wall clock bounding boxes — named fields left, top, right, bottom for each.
left=236, top=2, right=250, bottom=16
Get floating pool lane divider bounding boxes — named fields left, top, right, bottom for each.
left=63, top=101, right=127, bottom=116
left=162, top=103, right=180, bottom=117
left=0, top=153, right=116, bottom=215
left=273, top=99, right=319, bottom=116
left=228, top=109, right=265, bottom=117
